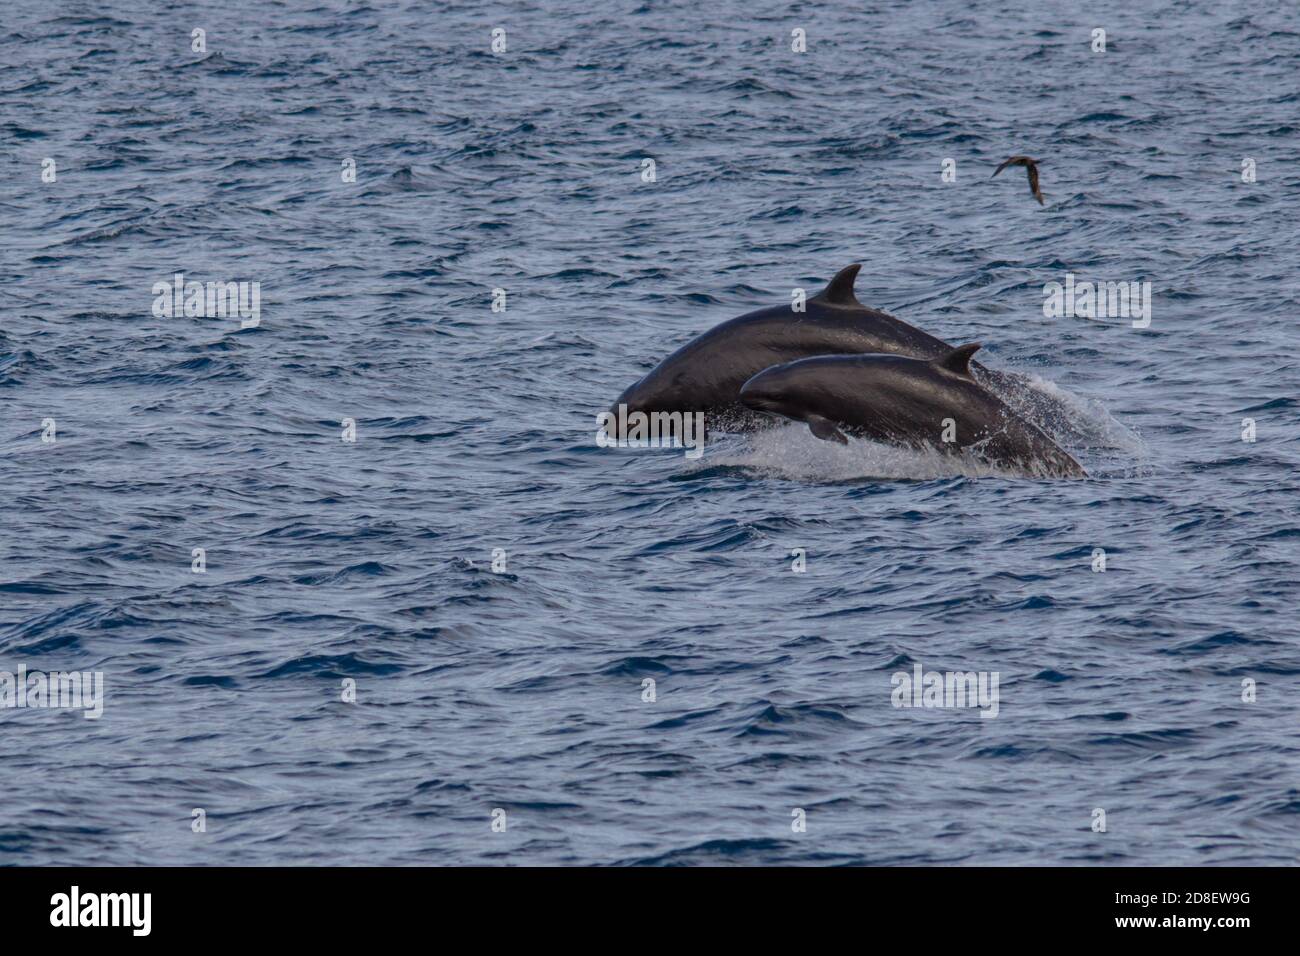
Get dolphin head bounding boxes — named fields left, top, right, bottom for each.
left=738, top=362, right=806, bottom=420
left=606, top=375, right=656, bottom=438
left=740, top=361, right=852, bottom=443
left=605, top=368, right=699, bottom=440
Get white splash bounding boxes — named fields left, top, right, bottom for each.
left=694, top=423, right=1016, bottom=481
left=1007, top=371, right=1145, bottom=456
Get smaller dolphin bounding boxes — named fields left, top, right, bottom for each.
left=738, top=343, right=1087, bottom=478
left=992, top=155, right=1044, bottom=205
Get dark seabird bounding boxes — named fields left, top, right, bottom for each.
left=992, top=155, right=1044, bottom=205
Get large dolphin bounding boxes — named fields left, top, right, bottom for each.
left=738, top=343, right=1087, bottom=478
left=608, top=264, right=1085, bottom=442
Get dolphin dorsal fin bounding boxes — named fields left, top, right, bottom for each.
left=934, top=342, right=981, bottom=379
left=816, top=264, right=862, bottom=307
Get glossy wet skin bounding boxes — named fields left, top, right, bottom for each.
left=608, top=266, right=962, bottom=436
left=739, top=351, right=1088, bottom=478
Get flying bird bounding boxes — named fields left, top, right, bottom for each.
left=992, top=155, right=1044, bottom=205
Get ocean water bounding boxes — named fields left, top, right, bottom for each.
left=2, top=0, right=1298, bottom=866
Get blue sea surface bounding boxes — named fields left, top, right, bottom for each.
left=2, top=0, right=1298, bottom=865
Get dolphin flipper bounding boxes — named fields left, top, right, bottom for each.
left=806, top=414, right=848, bottom=444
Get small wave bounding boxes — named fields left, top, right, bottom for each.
left=370, top=166, right=439, bottom=193
left=257, top=653, right=404, bottom=680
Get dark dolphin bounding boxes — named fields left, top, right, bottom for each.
left=738, top=343, right=1087, bottom=478
left=607, top=264, right=1088, bottom=443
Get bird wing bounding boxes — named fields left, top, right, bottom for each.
left=992, top=157, right=1014, bottom=178
left=1027, top=163, right=1043, bottom=204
